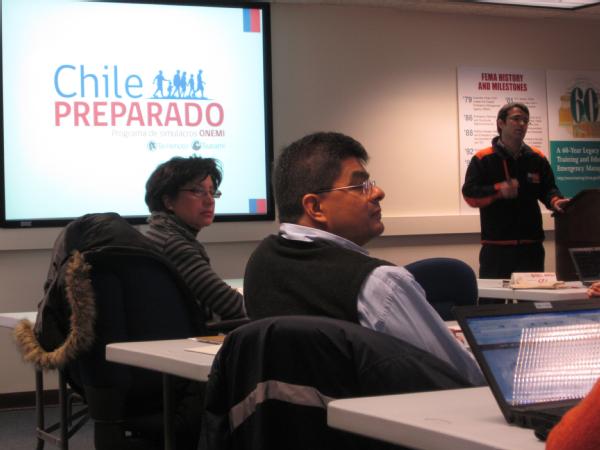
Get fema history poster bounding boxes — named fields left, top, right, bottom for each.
left=546, top=70, right=600, bottom=198
left=457, top=66, right=549, bottom=213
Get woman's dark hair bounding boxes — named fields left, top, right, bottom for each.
left=274, top=131, right=368, bottom=223
left=145, top=156, right=222, bottom=212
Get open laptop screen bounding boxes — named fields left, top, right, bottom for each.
left=465, top=308, right=600, bottom=406
left=569, top=247, right=600, bottom=285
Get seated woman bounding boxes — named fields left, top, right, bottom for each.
left=145, top=156, right=246, bottom=320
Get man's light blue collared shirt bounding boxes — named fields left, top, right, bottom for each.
left=280, top=223, right=484, bottom=385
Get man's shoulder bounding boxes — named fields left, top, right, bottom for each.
left=252, top=233, right=347, bottom=255
left=250, top=233, right=393, bottom=267
left=253, top=233, right=285, bottom=249
left=523, top=144, right=548, bottom=160
left=473, top=146, right=495, bottom=160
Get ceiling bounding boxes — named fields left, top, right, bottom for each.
left=256, top=0, right=600, bottom=21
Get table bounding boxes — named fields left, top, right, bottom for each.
left=224, top=278, right=243, bottom=292
left=327, top=386, right=544, bottom=450
left=105, top=338, right=215, bottom=382
left=0, top=311, right=37, bottom=328
left=478, top=279, right=588, bottom=302
left=106, top=339, right=217, bottom=450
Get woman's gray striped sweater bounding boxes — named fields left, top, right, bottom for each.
left=146, top=212, right=246, bottom=320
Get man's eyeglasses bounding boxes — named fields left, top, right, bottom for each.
left=180, top=188, right=222, bottom=199
left=507, top=115, right=529, bottom=125
left=314, top=179, right=377, bottom=196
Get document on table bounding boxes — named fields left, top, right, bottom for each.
left=185, top=344, right=222, bottom=355
left=509, top=272, right=566, bottom=289
left=184, top=334, right=225, bottom=355
left=192, top=335, right=225, bottom=344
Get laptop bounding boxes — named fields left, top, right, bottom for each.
left=454, top=299, right=600, bottom=432
left=569, top=247, right=600, bottom=286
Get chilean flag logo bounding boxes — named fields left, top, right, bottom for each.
left=243, top=9, right=261, bottom=33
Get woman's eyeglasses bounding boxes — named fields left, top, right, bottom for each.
left=180, top=188, right=222, bottom=199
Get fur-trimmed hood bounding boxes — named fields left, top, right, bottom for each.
left=14, top=251, right=96, bottom=369
left=14, top=213, right=161, bottom=370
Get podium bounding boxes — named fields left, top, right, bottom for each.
left=555, top=189, right=600, bottom=281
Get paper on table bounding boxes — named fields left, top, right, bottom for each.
left=192, top=335, right=225, bottom=344
left=185, top=345, right=222, bottom=355
left=509, top=272, right=566, bottom=289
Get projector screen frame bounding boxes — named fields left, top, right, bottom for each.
left=0, top=0, right=274, bottom=228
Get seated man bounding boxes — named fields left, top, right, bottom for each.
left=244, top=131, right=484, bottom=385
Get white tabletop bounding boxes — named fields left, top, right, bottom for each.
left=328, top=386, right=544, bottom=450
left=0, top=311, right=37, bottom=329
left=478, top=279, right=588, bottom=302
left=105, top=338, right=216, bottom=382
left=224, top=278, right=243, bottom=294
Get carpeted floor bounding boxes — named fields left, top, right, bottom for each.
left=0, top=405, right=94, bottom=450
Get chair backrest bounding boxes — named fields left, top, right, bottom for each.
left=405, top=257, right=478, bottom=321
left=15, top=213, right=206, bottom=448
left=200, top=315, right=471, bottom=450
left=76, top=250, right=204, bottom=408
left=72, top=249, right=206, bottom=450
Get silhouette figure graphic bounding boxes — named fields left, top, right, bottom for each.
left=149, top=68, right=208, bottom=99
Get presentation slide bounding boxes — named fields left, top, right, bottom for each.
left=2, top=0, right=272, bottom=225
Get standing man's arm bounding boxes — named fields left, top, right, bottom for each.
left=539, top=157, right=568, bottom=213
left=462, top=156, right=517, bottom=208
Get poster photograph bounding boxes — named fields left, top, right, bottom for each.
left=546, top=70, right=600, bottom=198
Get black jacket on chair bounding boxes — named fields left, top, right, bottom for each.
left=200, top=316, right=473, bottom=450
left=34, top=212, right=196, bottom=352
left=15, top=212, right=207, bottom=450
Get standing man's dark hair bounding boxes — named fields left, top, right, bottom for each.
left=274, top=132, right=368, bottom=223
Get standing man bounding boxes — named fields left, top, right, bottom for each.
left=244, top=131, right=484, bottom=385
left=462, top=102, right=569, bottom=279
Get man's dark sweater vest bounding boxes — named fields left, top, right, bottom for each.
left=243, top=234, right=393, bottom=323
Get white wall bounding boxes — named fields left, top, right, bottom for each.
left=1, top=3, right=597, bottom=394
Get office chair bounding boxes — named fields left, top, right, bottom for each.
left=405, top=257, right=478, bottom=321
left=78, top=249, right=206, bottom=450
left=200, top=315, right=472, bottom=450
left=15, top=213, right=207, bottom=450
